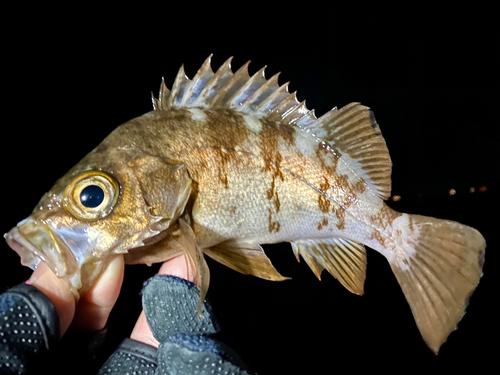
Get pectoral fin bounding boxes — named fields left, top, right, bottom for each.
left=291, top=238, right=367, bottom=295
left=124, top=223, right=184, bottom=266
left=177, top=218, right=211, bottom=317
left=204, top=239, right=289, bottom=281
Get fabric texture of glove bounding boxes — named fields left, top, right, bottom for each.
left=100, top=275, right=249, bottom=375
left=0, top=283, right=59, bottom=374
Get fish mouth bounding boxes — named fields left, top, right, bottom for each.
left=5, top=219, right=78, bottom=281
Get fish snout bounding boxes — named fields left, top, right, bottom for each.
left=5, top=218, right=78, bottom=281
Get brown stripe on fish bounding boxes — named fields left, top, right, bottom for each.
left=315, top=144, right=342, bottom=177
left=259, top=117, right=296, bottom=228
left=202, top=109, right=251, bottom=149
left=318, top=177, right=332, bottom=214
left=352, top=179, right=367, bottom=194
left=317, top=217, right=329, bottom=230
left=336, top=207, right=346, bottom=230
left=370, top=204, right=402, bottom=231
left=268, top=208, right=281, bottom=233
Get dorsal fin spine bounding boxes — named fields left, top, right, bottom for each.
left=254, top=82, right=290, bottom=115
left=168, top=65, right=188, bottom=108
left=191, top=57, right=233, bottom=107
left=227, top=66, right=267, bottom=108
left=295, top=109, right=317, bottom=128
left=271, top=91, right=301, bottom=121
left=287, top=101, right=309, bottom=124
left=180, top=55, right=213, bottom=107
left=239, top=72, right=280, bottom=114
left=158, top=77, right=170, bottom=110
left=212, top=61, right=251, bottom=107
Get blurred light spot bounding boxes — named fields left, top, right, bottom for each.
left=392, top=195, right=401, bottom=202
left=449, top=188, right=457, bottom=196
left=470, top=187, right=476, bottom=193
left=478, top=186, right=487, bottom=193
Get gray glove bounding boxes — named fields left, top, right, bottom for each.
left=0, top=283, right=59, bottom=374
left=99, top=275, right=249, bottom=375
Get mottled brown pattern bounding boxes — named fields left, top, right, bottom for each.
left=267, top=177, right=281, bottom=212
left=336, top=207, right=346, bottom=230
left=203, top=109, right=251, bottom=149
left=318, top=177, right=332, bottom=213
left=212, top=149, right=232, bottom=188
left=334, top=174, right=358, bottom=209
left=317, top=217, right=329, bottom=230
left=370, top=204, right=402, bottom=230
left=352, top=179, right=367, bottom=194
left=371, top=230, right=388, bottom=247
left=260, top=118, right=291, bottom=224
left=268, top=208, right=281, bottom=233
left=315, top=145, right=341, bottom=177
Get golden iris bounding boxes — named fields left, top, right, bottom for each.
left=63, top=171, right=120, bottom=221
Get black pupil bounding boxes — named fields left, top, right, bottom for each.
left=80, top=185, right=105, bottom=208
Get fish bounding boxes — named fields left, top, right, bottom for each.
left=5, top=55, right=485, bottom=354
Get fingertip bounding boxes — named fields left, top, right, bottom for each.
left=157, top=254, right=197, bottom=283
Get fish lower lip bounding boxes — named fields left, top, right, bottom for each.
left=5, top=224, right=76, bottom=277
left=5, top=227, right=44, bottom=271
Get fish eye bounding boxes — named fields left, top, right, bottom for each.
left=63, top=171, right=120, bottom=221
left=80, top=185, right=105, bottom=208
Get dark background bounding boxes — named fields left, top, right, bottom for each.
left=1, top=4, right=498, bottom=374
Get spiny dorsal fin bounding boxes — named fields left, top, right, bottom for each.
left=153, top=55, right=308, bottom=123
left=291, top=238, right=367, bottom=295
left=154, top=56, right=392, bottom=199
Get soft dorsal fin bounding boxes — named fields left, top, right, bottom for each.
left=153, top=56, right=392, bottom=199
left=306, top=103, right=392, bottom=199
left=291, top=238, right=367, bottom=295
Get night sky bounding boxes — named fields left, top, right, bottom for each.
left=1, top=4, right=498, bottom=374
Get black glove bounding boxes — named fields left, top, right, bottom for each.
left=0, top=283, right=59, bottom=374
left=99, top=275, right=249, bottom=375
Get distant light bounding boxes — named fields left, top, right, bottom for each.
left=478, top=186, right=488, bottom=193
left=392, top=195, right=401, bottom=202
left=470, top=187, right=476, bottom=193
left=449, top=188, right=457, bottom=196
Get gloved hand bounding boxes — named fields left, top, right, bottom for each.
left=99, top=272, right=249, bottom=375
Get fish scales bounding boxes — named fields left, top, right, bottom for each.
left=110, top=108, right=376, bottom=248
left=5, top=56, right=486, bottom=355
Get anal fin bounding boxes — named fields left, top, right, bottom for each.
left=204, top=239, right=289, bottom=281
left=291, top=238, right=367, bottom=295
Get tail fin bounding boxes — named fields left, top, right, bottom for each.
left=389, top=214, right=485, bottom=353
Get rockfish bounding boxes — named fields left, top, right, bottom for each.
left=5, top=56, right=485, bottom=354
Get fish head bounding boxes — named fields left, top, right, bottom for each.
left=5, top=146, right=192, bottom=297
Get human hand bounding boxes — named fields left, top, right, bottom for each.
left=94, top=253, right=250, bottom=374
left=130, top=254, right=196, bottom=347
left=28, top=255, right=125, bottom=336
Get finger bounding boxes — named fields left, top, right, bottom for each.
left=72, top=255, right=125, bottom=331
left=29, top=262, right=76, bottom=337
left=157, top=253, right=197, bottom=282
left=130, top=311, right=160, bottom=348
left=130, top=254, right=196, bottom=347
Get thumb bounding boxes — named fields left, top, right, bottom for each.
left=130, top=254, right=196, bottom=347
